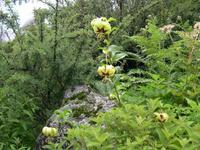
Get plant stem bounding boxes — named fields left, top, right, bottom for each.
left=113, top=83, right=122, bottom=106
left=105, top=53, right=108, bottom=65
left=169, top=33, right=174, bottom=43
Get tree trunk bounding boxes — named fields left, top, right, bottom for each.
left=117, top=0, right=124, bottom=20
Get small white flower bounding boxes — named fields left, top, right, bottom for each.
left=194, top=22, right=200, bottom=30
left=160, top=24, right=175, bottom=33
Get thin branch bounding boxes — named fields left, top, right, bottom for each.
left=39, top=0, right=56, bottom=10
left=0, top=53, right=10, bottom=65
left=4, top=3, right=24, bottom=51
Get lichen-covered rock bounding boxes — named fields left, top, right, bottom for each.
left=36, top=85, right=115, bottom=149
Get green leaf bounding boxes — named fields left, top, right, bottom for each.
left=112, top=53, right=127, bottom=62
left=186, top=98, right=198, bottom=108
left=108, top=17, right=117, bottom=22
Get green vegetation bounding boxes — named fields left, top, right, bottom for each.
left=1, top=0, right=200, bottom=149
left=66, top=19, right=200, bottom=149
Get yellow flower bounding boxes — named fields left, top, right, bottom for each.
left=154, top=112, right=169, bottom=122
left=91, top=17, right=112, bottom=37
left=42, top=126, right=58, bottom=137
left=97, top=65, right=115, bottom=78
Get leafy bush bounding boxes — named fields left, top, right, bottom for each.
left=68, top=99, right=200, bottom=149
left=0, top=72, right=39, bottom=149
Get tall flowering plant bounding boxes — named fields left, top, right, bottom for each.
left=91, top=17, right=116, bottom=80
left=91, top=17, right=123, bottom=105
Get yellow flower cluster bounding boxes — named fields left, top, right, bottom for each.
left=97, top=65, right=115, bottom=78
left=160, top=24, right=175, bottom=33
left=91, top=17, right=111, bottom=39
left=42, top=126, right=58, bottom=137
left=154, top=112, right=169, bottom=122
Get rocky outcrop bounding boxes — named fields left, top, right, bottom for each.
left=36, top=85, right=115, bottom=149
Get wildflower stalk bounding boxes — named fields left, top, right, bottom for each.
left=105, top=53, right=108, bottom=65
left=92, top=17, right=122, bottom=106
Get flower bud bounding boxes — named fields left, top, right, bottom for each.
left=42, top=127, right=49, bottom=136
left=42, top=126, right=58, bottom=137
left=177, top=15, right=182, bottom=21
left=109, top=93, right=117, bottom=100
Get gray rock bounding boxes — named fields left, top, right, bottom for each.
left=36, top=85, right=115, bottom=150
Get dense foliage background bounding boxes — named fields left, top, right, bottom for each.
left=1, top=0, right=200, bottom=149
